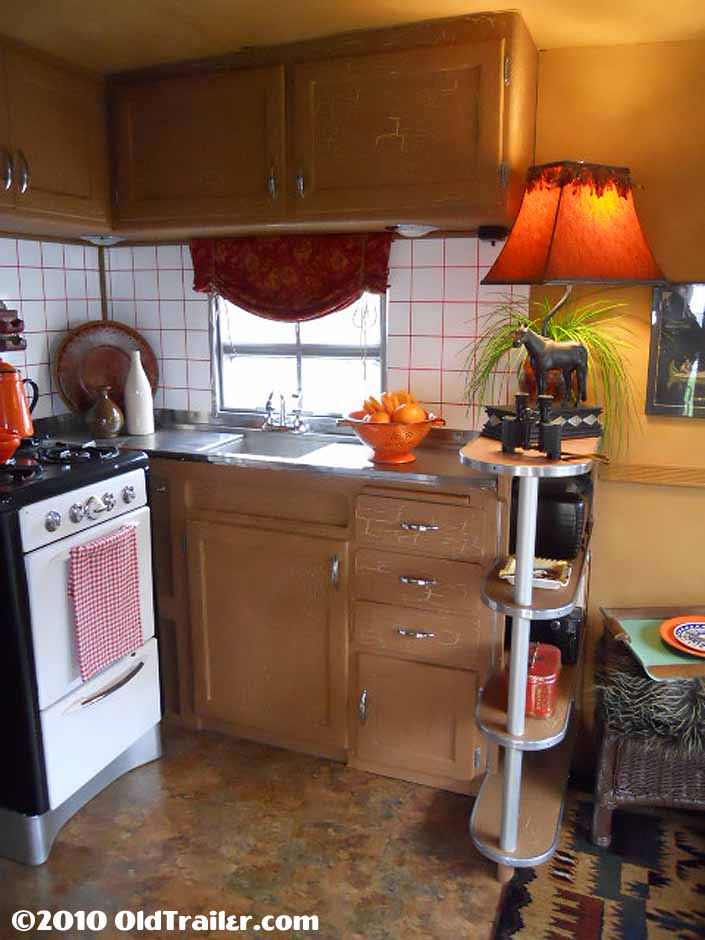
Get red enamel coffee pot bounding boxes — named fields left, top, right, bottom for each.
left=0, top=358, right=39, bottom=438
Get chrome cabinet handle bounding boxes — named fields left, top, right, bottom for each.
left=153, top=483, right=168, bottom=494
left=331, top=555, right=340, bottom=587
left=267, top=169, right=277, bottom=199
left=16, top=151, right=29, bottom=194
left=396, top=627, right=435, bottom=640
left=295, top=172, right=305, bottom=197
left=399, top=575, right=438, bottom=587
left=1, top=149, right=12, bottom=191
left=79, top=661, right=145, bottom=709
left=358, top=688, right=368, bottom=723
left=400, top=521, right=440, bottom=533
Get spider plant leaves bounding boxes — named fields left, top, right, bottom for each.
left=463, top=293, right=637, bottom=453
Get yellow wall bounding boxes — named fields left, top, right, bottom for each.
left=535, top=40, right=705, bottom=762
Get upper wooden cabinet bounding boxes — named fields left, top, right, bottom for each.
left=0, top=43, right=109, bottom=228
left=109, top=12, right=537, bottom=235
left=112, top=66, right=285, bottom=225
left=0, top=55, right=12, bottom=213
left=290, top=42, right=504, bottom=222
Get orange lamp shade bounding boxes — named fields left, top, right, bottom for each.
left=482, top=162, right=664, bottom=285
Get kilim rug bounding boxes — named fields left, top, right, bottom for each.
left=494, top=795, right=705, bottom=940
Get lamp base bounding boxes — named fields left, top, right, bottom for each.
left=481, top=404, right=603, bottom=443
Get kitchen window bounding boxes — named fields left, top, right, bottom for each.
left=214, top=294, right=384, bottom=417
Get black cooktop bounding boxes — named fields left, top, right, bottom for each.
left=0, top=440, right=148, bottom=511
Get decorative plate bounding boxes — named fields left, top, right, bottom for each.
left=498, top=556, right=572, bottom=591
left=54, top=321, right=159, bottom=415
left=659, top=616, right=705, bottom=658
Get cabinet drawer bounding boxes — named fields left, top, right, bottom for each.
left=353, top=601, right=487, bottom=671
left=353, top=548, right=482, bottom=615
left=355, top=494, right=493, bottom=563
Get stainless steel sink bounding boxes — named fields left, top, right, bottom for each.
left=119, top=429, right=244, bottom=454
left=206, top=430, right=350, bottom=461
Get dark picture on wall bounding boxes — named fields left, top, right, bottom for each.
left=646, top=284, right=705, bottom=417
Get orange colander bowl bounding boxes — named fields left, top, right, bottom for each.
left=337, top=410, right=445, bottom=464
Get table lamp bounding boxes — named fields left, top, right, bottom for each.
left=479, top=160, right=665, bottom=447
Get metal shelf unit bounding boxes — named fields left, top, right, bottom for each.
left=459, top=436, right=596, bottom=877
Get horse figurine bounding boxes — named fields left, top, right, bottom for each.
left=512, top=326, right=588, bottom=406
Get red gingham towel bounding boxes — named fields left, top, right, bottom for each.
left=68, top=525, right=143, bottom=681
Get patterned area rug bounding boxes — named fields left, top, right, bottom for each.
left=494, top=796, right=705, bottom=940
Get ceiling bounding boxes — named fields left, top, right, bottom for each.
left=3, top=0, right=705, bottom=74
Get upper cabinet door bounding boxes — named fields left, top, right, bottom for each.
left=112, top=66, right=286, bottom=225
left=4, top=47, right=109, bottom=223
left=290, top=40, right=506, bottom=222
left=0, top=49, right=13, bottom=212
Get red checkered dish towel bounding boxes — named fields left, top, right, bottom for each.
left=68, top=525, right=143, bottom=681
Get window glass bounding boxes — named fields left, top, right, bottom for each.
left=301, top=358, right=382, bottom=416
left=217, top=294, right=383, bottom=416
left=220, top=355, right=298, bottom=412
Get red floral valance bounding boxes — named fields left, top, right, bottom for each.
left=189, top=233, right=393, bottom=321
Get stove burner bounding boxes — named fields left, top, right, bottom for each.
left=0, top=457, right=42, bottom=482
left=37, top=442, right=121, bottom=465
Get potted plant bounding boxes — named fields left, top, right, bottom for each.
left=463, top=294, right=636, bottom=452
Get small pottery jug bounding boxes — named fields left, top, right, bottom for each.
left=86, top=386, right=124, bottom=438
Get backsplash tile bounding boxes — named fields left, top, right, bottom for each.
left=387, top=236, right=526, bottom=430
left=0, top=237, right=100, bottom=418
left=104, top=243, right=210, bottom=411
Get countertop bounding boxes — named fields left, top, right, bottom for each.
left=38, top=423, right=497, bottom=489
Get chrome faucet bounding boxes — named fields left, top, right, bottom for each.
left=262, top=390, right=307, bottom=433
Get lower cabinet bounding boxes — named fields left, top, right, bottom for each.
left=349, top=651, right=481, bottom=793
left=186, top=519, right=348, bottom=757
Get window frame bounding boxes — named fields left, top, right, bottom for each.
left=211, top=294, right=387, bottom=419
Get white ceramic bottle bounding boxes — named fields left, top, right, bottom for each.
left=124, top=350, right=155, bottom=435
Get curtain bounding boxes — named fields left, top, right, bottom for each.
left=189, top=233, right=392, bottom=322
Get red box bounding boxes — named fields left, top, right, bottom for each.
left=525, top=642, right=561, bottom=718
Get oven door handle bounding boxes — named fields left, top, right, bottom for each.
left=75, top=660, right=145, bottom=711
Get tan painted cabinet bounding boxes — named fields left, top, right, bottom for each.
left=186, top=519, right=348, bottom=755
left=0, top=55, right=12, bottom=212
left=109, top=12, right=536, bottom=233
left=111, top=66, right=286, bottom=225
left=290, top=41, right=505, bottom=223
left=351, top=653, right=479, bottom=785
left=1, top=43, right=109, bottom=224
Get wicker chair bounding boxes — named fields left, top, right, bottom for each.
left=592, top=629, right=705, bottom=848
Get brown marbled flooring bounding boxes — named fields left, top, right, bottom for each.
left=0, top=725, right=502, bottom=939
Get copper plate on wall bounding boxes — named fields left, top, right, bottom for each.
left=54, top=321, right=159, bottom=415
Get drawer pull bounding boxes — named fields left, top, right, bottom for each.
left=331, top=555, right=340, bottom=587
left=399, top=575, right=438, bottom=587
left=400, top=521, right=440, bottom=533
left=78, top=660, right=145, bottom=710
left=396, top=627, right=435, bottom=640
left=358, top=688, right=368, bottom=723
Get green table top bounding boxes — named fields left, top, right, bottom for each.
left=607, top=612, right=705, bottom=680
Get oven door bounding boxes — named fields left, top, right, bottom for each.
left=41, top=637, right=160, bottom=810
left=25, top=505, right=155, bottom=711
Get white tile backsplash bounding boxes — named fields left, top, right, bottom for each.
left=0, top=236, right=101, bottom=417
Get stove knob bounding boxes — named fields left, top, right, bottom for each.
left=69, top=503, right=86, bottom=524
left=102, top=492, right=116, bottom=511
left=45, top=511, right=62, bottom=533
left=122, top=485, right=136, bottom=504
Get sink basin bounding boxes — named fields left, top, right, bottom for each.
left=207, top=431, right=349, bottom=461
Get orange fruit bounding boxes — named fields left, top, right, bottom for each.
left=368, top=410, right=392, bottom=423
left=393, top=402, right=428, bottom=424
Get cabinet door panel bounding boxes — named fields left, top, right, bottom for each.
left=352, top=653, right=477, bottom=782
left=4, top=48, right=108, bottom=221
left=0, top=49, right=12, bottom=211
left=113, top=66, right=285, bottom=223
left=291, top=41, right=504, bottom=218
left=186, top=520, right=347, bottom=752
